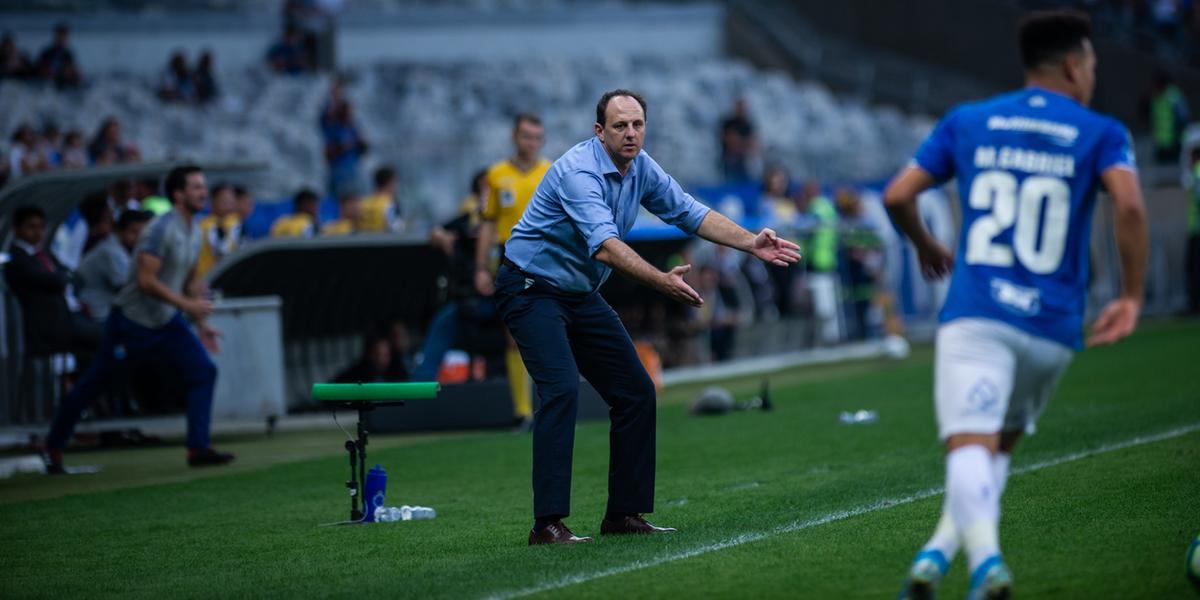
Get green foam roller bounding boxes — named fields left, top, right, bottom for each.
left=311, top=382, right=440, bottom=402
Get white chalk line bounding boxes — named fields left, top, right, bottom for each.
left=488, top=422, right=1200, bottom=600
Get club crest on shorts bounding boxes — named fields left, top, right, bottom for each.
left=967, top=378, right=1002, bottom=414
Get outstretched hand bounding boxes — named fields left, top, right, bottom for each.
left=751, top=228, right=802, bottom=267
left=660, top=264, right=703, bottom=307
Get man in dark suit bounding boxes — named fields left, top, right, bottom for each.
left=4, top=205, right=90, bottom=357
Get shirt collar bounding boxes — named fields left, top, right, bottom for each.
left=1024, top=84, right=1081, bottom=107
left=13, top=239, right=37, bottom=255
left=590, top=137, right=626, bottom=178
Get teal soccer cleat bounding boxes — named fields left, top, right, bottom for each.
left=898, top=549, right=950, bottom=600
left=966, top=555, right=1012, bottom=600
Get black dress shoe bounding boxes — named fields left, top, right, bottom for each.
left=528, top=520, right=593, bottom=545
left=42, top=452, right=65, bottom=475
left=188, top=448, right=235, bottom=467
left=600, top=515, right=678, bottom=535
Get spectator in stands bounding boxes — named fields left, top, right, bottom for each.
left=1146, top=70, right=1189, bottom=164
left=332, top=332, right=408, bottom=384
left=320, top=77, right=346, bottom=130
left=762, top=164, right=795, bottom=224
left=267, top=24, right=309, bottom=74
left=134, top=177, right=171, bottom=216
left=836, top=187, right=882, bottom=341
left=322, top=101, right=368, bottom=196
left=9, top=123, right=47, bottom=178
left=194, top=50, right=219, bottom=104
left=79, top=192, right=114, bottom=256
left=60, top=129, right=87, bottom=169
left=720, top=97, right=758, bottom=182
left=36, top=23, right=81, bottom=88
left=196, top=183, right=241, bottom=277
left=796, top=181, right=841, bottom=345
left=89, top=117, right=141, bottom=166
left=387, top=319, right=414, bottom=377
left=158, top=51, right=194, bottom=103
left=321, top=191, right=361, bottom=235
left=5, top=205, right=99, bottom=359
left=233, top=185, right=256, bottom=241
left=0, top=32, right=33, bottom=80
left=694, top=263, right=742, bottom=362
left=270, top=188, right=320, bottom=238
left=359, top=166, right=402, bottom=233
left=45, top=165, right=233, bottom=472
left=108, top=178, right=138, bottom=212
left=37, top=122, right=62, bottom=168
left=412, top=170, right=495, bottom=383
left=77, top=209, right=152, bottom=323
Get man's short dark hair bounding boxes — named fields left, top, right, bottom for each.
left=374, top=167, right=396, bottom=190
left=1018, top=10, right=1092, bottom=70
left=79, top=191, right=110, bottom=226
left=233, top=184, right=249, bottom=197
left=294, top=188, right=319, bottom=211
left=12, top=205, right=46, bottom=229
left=596, top=89, right=647, bottom=127
left=513, top=112, right=542, bottom=131
left=211, top=182, right=234, bottom=197
left=164, top=165, right=203, bottom=201
left=116, top=209, right=152, bottom=231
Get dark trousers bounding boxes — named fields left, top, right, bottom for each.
left=1188, top=234, right=1200, bottom=313
left=494, top=264, right=657, bottom=519
left=47, top=309, right=216, bottom=450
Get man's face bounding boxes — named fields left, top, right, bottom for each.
left=16, top=216, right=45, bottom=248
left=342, top=198, right=362, bottom=221
left=300, top=199, right=319, bottom=219
left=595, top=95, right=646, bottom=166
left=236, top=192, right=255, bottom=219
left=513, top=121, right=544, bottom=161
left=175, top=172, right=208, bottom=213
left=212, top=188, right=235, bottom=217
left=368, top=340, right=391, bottom=372
left=119, top=220, right=146, bottom=252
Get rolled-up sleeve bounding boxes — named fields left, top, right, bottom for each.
left=642, top=171, right=711, bottom=235
left=560, top=171, right=620, bottom=257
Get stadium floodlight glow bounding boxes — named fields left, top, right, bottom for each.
left=312, top=382, right=440, bottom=525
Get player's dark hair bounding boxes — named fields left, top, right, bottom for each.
left=471, top=168, right=488, bottom=197
left=210, top=182, right=234, bottom=198
left=373, top=167, right=396, bottom=190
left=596, top=89, right=647, bottom=127
left=513, top=112, right=542, bottom=131
left=164, top=165, right=203, bottom=201
left=12, top=204, right=46, bottom=229
left=1018, top=10, right=1092, bottom=70
left=116, top=209, right=152, bottom=231
left=293, top=188, right=319, bottom=211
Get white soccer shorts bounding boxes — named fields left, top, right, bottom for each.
left=935, top=317, right=1074, bottom=440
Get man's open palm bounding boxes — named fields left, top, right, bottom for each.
left=752, top=228, right=802, bottom=267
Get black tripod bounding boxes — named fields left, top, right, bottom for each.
left=329, top=400, right=404, bottom=524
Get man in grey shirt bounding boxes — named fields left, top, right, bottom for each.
left=77, top=209, right=151, bottom=322
left=45, top=165, right=234, bottom=472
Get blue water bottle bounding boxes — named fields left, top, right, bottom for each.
left=363, top=464, right=387, bottom=522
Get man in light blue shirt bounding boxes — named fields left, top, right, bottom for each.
left=497, top=89, right=801, bottom=545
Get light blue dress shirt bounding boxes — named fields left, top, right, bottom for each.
left=504, top=137, right=711, bottom=293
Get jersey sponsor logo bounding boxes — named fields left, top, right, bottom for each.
left=989, top=277, right=1042, bottom=317
left=986, top=115, right=1079, bottom=146
left=500, top=189, right=516, bottom=208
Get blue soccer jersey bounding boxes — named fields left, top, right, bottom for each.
left=912, top=86, right=1136, bottom=349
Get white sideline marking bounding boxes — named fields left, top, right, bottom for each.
left=488, top=422, right=1200, bottom=600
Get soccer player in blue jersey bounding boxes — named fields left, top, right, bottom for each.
left=884, top=11, right=1148, bottom=599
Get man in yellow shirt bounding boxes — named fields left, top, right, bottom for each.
left=270, top=189, right=320, bottom=238
left=322, top=192, right=361, bottom=236
left=359, top=167, right=401, bottom=233
left=476, top=113, right=551, bottom=430
left=195, top=183, right=241, bottom=277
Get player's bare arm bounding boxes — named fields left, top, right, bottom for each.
left=884, top=165, right=955, bottom=280
left=474, top=218, right=497, bottom=296
left=593, top=236, right=702, bottom=306
left=1088, top=166, right=1148, bottom=347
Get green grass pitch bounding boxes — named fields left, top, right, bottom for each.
left=2, top=319, right=1198, bottom=598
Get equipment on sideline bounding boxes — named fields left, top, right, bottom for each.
left=313, top=382, right=440, bottom=524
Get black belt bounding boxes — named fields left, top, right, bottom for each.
left=501, top=257, right=523, bottom=272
